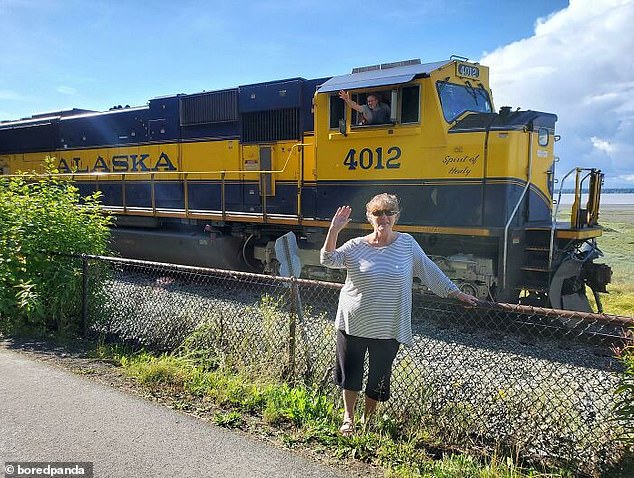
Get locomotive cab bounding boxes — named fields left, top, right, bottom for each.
left=308, top=58, right=609, bottom=311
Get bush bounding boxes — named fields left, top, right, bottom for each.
left=614, top=340, right=634, bottom=446
left=0, top=158, right=111, bottom=333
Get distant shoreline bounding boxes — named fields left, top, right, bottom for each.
left=558, top=192, right=634, bottom=207
left=559, top=189, right=634, bottom=194
left=556, top=202, right=633, bottom=225
left=601, top=203, right=634, bottom=210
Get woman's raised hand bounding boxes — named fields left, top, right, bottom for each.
left=330, top=206, right=352, bottom=232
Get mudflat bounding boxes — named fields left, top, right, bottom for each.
left=600, top=203, right=634, bottom=225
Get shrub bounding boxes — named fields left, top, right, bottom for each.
left=0, top=158, right=111, bottom=333
left=614, top=340, right=634, bottom=446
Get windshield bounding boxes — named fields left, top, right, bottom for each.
left=436, top=81, right=492, bottom=122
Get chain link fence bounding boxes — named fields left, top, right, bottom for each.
left=77, top=254, right=632, bottom=475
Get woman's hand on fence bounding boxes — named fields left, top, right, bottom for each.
left=452, top=291, right=479, bottom=306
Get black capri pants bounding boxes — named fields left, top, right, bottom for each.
left=334, top=329, right=400, bottom=402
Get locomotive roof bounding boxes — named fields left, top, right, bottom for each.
left=317, top=59, right=450, bottom=93
left=0, top=108, right=96, bottom=128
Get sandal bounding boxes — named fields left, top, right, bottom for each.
left=339, top=418, right=354, bottom=436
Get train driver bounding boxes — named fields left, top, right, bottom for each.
left=338, top=90, right=391, bottom=125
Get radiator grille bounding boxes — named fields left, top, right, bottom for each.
left=180, top=89, right=238, bottom=125
left=241, top=108, right=300, bottom=143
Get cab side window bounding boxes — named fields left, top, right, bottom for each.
left=328, top=85, right=420, bottom=128
left=351, top=92, right=391, bottom=126
left=400, top=86, right=420, bottom=124
left=329, top=94, right=345, bottom=129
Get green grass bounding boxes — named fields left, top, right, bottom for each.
left=595, top=215, right=634, bottom=316
left=107, top=348, right=572, bottom=478
left=557, top=206, right=634, bottom=316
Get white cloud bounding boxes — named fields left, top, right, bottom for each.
left=481, top=0, right=634, bottom=188
left=591, top=136, right=616, bottom=154
left=620, top=174, right=634, bottom=183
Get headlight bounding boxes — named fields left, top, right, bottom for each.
left=538, top=127, right=549, bottom=146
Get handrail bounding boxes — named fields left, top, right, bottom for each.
left=3, top=142, right=310, bottom=179
left=549, top=167, right=598, bottom=268
left=4, top=143, right=309, bottom=220
left=577, top=171, right=593, bottom=227
left=501, top=132, right=533, bottom=290
left=183, top=173, right=189, bottom=216
left=550, top=167, right=579, bottom=269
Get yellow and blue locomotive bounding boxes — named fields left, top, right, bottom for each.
left=0, top=57, right=611, bottom=311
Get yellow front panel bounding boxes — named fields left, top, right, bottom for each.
left=486, top=130, right=554, bottom=205
left=529, top=132, right=555, bottom=204
left=486, top=131, right=529, bottom=181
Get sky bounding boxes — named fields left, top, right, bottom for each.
left=1, top=0, right=633, bottom=188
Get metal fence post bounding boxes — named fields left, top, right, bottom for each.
left=81, top=254, right=88, bottom=337
left=287, top=277, right=299, bottom=380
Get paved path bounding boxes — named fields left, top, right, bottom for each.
left=0, top=347, right=346, bottom=478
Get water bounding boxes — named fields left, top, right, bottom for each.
left=557, top=193, right=634, bottom=206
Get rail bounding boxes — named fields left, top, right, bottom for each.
left=1, top=143, right=309, bottom=223
left=549, top=167, right=603, bottom=268
left=501, top=132, right=533, bottom=290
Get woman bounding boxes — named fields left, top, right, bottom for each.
left=320, top=193, right=478, bottom=435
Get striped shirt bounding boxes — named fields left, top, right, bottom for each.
left=320, top=232, right=458, bottom=346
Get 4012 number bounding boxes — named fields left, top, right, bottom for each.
left=343, top=146, right=401, bottom=170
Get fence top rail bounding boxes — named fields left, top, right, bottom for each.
left=41, top=251, right=634, bottom=324
left=475, top=300, right=634, bottom=327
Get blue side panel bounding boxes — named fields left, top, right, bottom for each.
left=148, top=96, right=180, bottom=141
left=76, top=180, right=300, bottom=215
left=312, top=181, right=550, bottom=229
left=528, top=188, right=551, bottom=223
left=77, top=183, right=98, bottom=200
left=59, top=107, right=151, bottom=148
left=300, top=185, right=317, bottom=218
left=483, top=182, right=552, bottom=227
left=241, top=182, right=298, bottom=215
left=301, top=77, right=329, bottom=132
left=239, top=79, right=304, bottom=113
left=0, top=121, right=58, bottom=154
left=180, top=123, right=240, bottom=140
left=125, top=183, right=153, bottom=207
left=156, top=183, right=185, bottom=209
left=91, top=182, right=185, bottom=208
left=187, top=182, right=250, bottom=212
left=188, top=182, right=224, bottom=210
left=314, top=182, right=484, bottom=226
left=74, top=179, right=549, bottom=229
left=483, top=183, right=524, bottom=228
left=99, top=183, right=122, bottom=206
left=243, top=182, right=261, bottom=206
left=267, top=183, right=298, bottom=215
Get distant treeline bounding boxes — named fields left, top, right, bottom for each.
left=560, top=188, right=634, bottom=194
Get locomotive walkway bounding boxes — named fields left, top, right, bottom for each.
left=0, top=346, right=348, bottom=478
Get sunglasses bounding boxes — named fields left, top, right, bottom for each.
left=370, top=209, right=398, bottom=217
